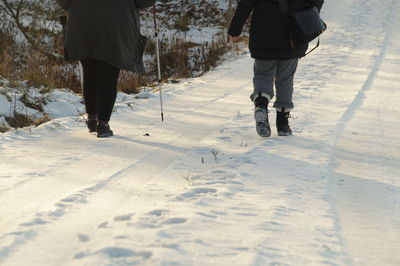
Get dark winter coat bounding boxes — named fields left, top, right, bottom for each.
left=228, top=0, right=324, bottom=60
left=57, top=0, right=155, bottom=73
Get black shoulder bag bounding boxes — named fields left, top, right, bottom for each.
left=278, top=0, right=327, bottom=55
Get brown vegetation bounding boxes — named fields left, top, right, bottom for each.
left=0, top=0, right=240, bottom=131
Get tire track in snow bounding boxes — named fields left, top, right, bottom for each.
left=289, top=0, right=400, bottom=264
left=26, top=80, right=252, bottom=224
left=324, top=0, right=399, bottom=265
left=0, top=59, right=253, bottom=264
left=330, top=0, right=397, bottom=140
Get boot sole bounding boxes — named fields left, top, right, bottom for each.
left=254, top=108, right=271, bottom=138
left=97, top=133, right=114, bottom=138
left=277, top=131, right=292, bottom=136
left=97, top=130, right=114, bottom=138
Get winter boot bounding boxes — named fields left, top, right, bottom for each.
left=86, top=114, right=97, bottom=133
left=86, top=120, right=97, bottom=133
left=276, top=109, right=292, bottom=136
left=254, top=96, right=271, bottom=138
left=97, top=122, right=114, bottom=138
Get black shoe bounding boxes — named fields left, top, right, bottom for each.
left=254, top=96, right=271, bottom=138
left=97, top=124, right=114, bottom=138
left=276, top=110, right=292, bottom=136
left=254, top=107, right=271, bottom=138
left=86, top=119, right=97, bottom=133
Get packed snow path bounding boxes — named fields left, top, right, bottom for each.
left=1, top=0, right=400, bottom=265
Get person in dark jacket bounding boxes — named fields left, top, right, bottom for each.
left=228, top=0, right=324, bottom=137
left=57, top=0, right=155, bottom=137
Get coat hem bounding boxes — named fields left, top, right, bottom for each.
left=65, top=54, right=146, bottom=74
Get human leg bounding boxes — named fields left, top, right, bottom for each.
left=274, top=59, right=298, bottom=136
left=251, top=59, right=277, bottom=105
left=81, top=58, right=99, bottom=132
left=252, top=60, right=277, bottom=137
left=273, top=58, right=298, bottom=110
left=91, top=60, right=120, bottom=137
left=95, top=60, right=120, bottom=123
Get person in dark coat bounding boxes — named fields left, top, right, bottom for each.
left=228, top=0, right=324, bottom=137
left=57, top=0, right=155, bottom=137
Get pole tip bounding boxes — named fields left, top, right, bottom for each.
left=161, top=113, right=164, bottom=122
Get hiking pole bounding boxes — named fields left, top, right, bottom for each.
left=153, top=5, right=164, bottom=122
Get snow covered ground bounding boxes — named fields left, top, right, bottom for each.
left=1, top=0, right=400, bottom=265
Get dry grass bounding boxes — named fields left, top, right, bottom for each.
left=150, top=36, right=232, bottom=81
left=118, top=71, right=152, bottom=94
left=5, top=113, right=33, bottom=128
left=0, top=0, right=236, bottom=132
left=117, top=36, right=233, bottom=91
left=5, top=113, right=50, bottom=129
left=19, top=92, right=45, bottom=112
left=0, top=48, right=81, bottom=92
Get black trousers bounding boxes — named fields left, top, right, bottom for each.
left=80, top=58, right=120, bottom=122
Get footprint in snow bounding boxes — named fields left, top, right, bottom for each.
left=178, top=188, right=217, bottom=199
left=256, top=221, right=286, bottom=232
left=161, top=217, right=187, bottom=225
left=77, top=234, right=90, bottom=242
left=211, top=170, right=226, bottom=175
left=217, top=136, right=231, bottom=142
left=134, top=210, right=169, bottom=229
left=157, top=230, right=175, bottom=239
left=236, top=212, right=258, bottom=217
left=114, top=213, right=135, bottom=222
left=97, top=247, right=152, bottom=259
left=146, top=209, right=168, bottom=217
left=196, top=212, right=218, bottom=219
left=61, top=193, right=87, bottom=204
left=74, top=247, right=152, bottom=260
left=273, top=206, right=304, bottom=218
left=162, top=243, right=182, bottom=250
left=114, top=235, right=128, bottom=239
left=211, top=210, right=228, bottom=216
left=49, top=208, right=65, bottom=218
left=20, top=218, right=48, bottom=227
left=98, top=221, right=110, bottom=229
left=232, top=247, right=249, bottom=251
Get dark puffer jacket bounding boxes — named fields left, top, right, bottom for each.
left=57, top=0, right=155, bottom=73
left=228, top=0, right=324, bottom=60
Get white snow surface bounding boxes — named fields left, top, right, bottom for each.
left=1, top=0, right=400, bottom=265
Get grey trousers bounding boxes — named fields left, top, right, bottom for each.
left=251, top=58, right=298, bottom=110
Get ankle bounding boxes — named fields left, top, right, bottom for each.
left=276, top=110, right=290, bottom=124
left=98, top=120, right=109, bottom=126
left=254, top=96, right=269, bottom=109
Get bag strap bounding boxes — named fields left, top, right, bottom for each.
left=305, top=9, right=326, bottom=55
left=279, top=0, right=321, bottom=55
left=278, top=0, right=295, bottom=48
left=305, top=38, right=319, bottom=55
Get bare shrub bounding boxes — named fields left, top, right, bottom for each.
left=0, top=0, right=237, bottom=95
left=5, top=112, right=50, bottom=129
left=118, top=71, right=152, bottom=94
left=5, top=113, right=33, bottom=128
left=0, top=48, right=81, bottom=92
left=149, top=35, right=232, bottom=82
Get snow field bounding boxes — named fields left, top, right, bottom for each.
left=1, top=0, right=400, bottom=265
